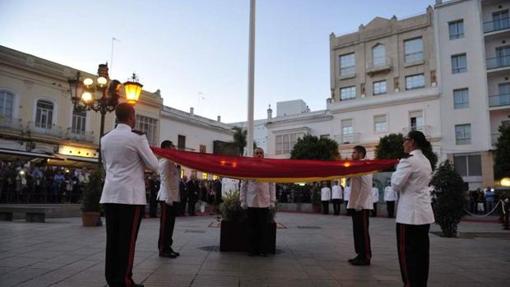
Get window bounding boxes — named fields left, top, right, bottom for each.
left=372, top=44, right=385, bottom=66
left=320, top=134, right=330, bottom=139
left=135, top=115, right=158, bottom=145
left=409, top=111, right=424, bottom=131
left=71, top=110, right=86, bottom=134
left=341, top=119, right=353, bottom=140
left=373, top=80, right=387, bottom=95
left=199, top=145, right=206, bottom=153
left=454, top=154, right=481, bottom=177
left=451, top=54, right=467, bottom=74
left=404, top=37, right=423, bottom=63
left=374, top=115, right=387, bottom=132
left=340, top=86, right=356, bottom=101
left=178, top=135, right=186, bottom=150
left=455, top=124, right=471, bottom=145
left=453, top=88, right=469, bottom=109
left=405, top=74, right=425, bottom=90
left=0, top=90, right=14, bottom=121
left=339, top=53, right=355, bottom=76
left=276, top=132, right=304, bottom=155
left=493, top=10, right=509, bottom=31
left=35, top=100, right=53, bottom=129
left=449, top=20, right=464, bottom=40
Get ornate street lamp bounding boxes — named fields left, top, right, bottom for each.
left=68, top=63, right=143, bottom=164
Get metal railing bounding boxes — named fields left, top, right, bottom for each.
left=402, top=125, right=432, bottom=137
left=334, top=132, right=361, bottom=145
left=483, top=17, right=510, bottom=33
left=367, top=56, right=392, bottom=72
left=492, top=133, right=500, bottom=146
left=489, top=93, right=510, bottom=107
left=486, top=55, right=510, bottom=70
left=27, top=121, right=65, bottom=138
left=65, top=128, right=95, bottom=143
left=0, top=117, right=23, bottom=130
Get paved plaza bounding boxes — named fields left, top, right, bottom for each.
left=0, top=212, right=509, bottom=287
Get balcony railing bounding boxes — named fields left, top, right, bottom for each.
left=65, top=128, right=95, bottom=143
left=335, top=132, right=361, bottom=145
left=367, top=56, right=392, bottom=74
left=486, top=55, right=510, bottom=70
left=0, top=117, right=23, bottom=131
left=402, top=125, right=432, bottom=137
left=492, top=132, right=500, bottom=146
left=27, top=121, right=65, bottom=138
left=489, top=93, right=510, bottom=107
left=483, top=17, right=510, bottom=33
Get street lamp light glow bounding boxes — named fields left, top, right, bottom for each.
left=124, top=77, right=143, bottom=105
left=83, top=78, right=93, bottom=86
left=81, top=91, right=93, bottom=103
left=97, top=76, right=108, bottom=86
left=501, top=177, right=510, bottom=187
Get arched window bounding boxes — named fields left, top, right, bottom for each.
left=0, top=90, right=15, bottom=121
left=372, top=44, right=385, bottom=66
left=35, top=100, right=54, bottom=129
left=72, top=109, right=87, bottom=134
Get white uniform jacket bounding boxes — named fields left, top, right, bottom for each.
left=372, top=187, right=379, bottom=203
left=331, top=185, right=343, bottom=199
left=391, top=149, right=434, bottom=225
left=384, top=186, right=398, bottom=202
left=347, top=173, right=373, bottom=210
left=321, top=187, right=331, bottom=201
left=157, top=159, right=180, bottom=204
left=344, top=186, right=351, bottom=201
left=100, top=123, right=159, bottom=205
left=240, top=180, right=276, bottom=208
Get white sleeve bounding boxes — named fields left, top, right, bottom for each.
left=391, top=159, right=412, bottom=193
left=240, top=181, right=247, bottom=205
left=137, top=136, right=159, bottom=172
left=270, top=183, right=276, bottom=203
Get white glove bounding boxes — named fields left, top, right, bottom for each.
left=241, top=202, right=247, bottom=209
left=165, top=200, right=173, bottom=206
left=269, top=203, right=275, bottom=209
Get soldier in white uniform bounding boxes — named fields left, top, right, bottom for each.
left=371, top=184, right=379, bottom=217
left=347, top=145, right=373, bottom=266
left=320, top=182, right=331, bottom=214
left=331, top=181, right=343, bottom=215
left=384, top=182, right=397, bottom=218
left=240, top=147, right=276, bottom=256
left=391, top=130, right=434, bottom=287
left=157, top=140, right=180, bottom=258
left=100, top=103, right=159, bottom=287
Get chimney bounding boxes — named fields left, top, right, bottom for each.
left=190, top=107, right=194, bottom=116
left=267, top=105, right=273, bottom=120
left=217, top=115, right=221, bottom=122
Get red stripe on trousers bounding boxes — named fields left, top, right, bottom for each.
left=363, top=211, right=370, bottom=260
left=124, top=207, right=140, bottom=287
left=159, top=203, right=166, bottom=252
left=399, top=225, right=409, bottom=287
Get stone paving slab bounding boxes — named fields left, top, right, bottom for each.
left=0, top=213, right=509, bottom=286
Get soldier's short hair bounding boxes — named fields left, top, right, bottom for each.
left=161, top=140, right=174, bottom=149
left=353, top=145, right=366, bottom=158
left=115, top=103, right=135, bottom=123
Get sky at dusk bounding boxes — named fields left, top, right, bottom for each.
left=0, top=0, right=433, bottom=123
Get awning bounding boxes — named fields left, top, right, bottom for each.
left=0, top=148, right=61, bottom=161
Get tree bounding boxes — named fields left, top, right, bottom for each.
left=290, top=134, right=339, bottom=160
left=430, top=160, right=466, bottom=237
left=375, top=133, right=438, bottom=170
left=232, top=127, right=247, bottom=156
left=494, top=124, right=510, bottom=180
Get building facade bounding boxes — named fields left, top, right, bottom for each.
left=0, top=45, right=233, bottom=174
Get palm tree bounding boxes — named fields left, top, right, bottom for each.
left=232, top=127, right=247, bottom=156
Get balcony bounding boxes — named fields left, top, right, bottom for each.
left=65, top=128, right=95, bottom=143
left=334, top=132, right=361, bottom=145
left=483, top=17, right=510, bottom=34
left=367, top=56, right=392, bottom=75
left=492, top=132, right=500, bottom=146
left=402, top=125, right=433, bottom=138
left=27, top=121, right=65, bottom=138
left=489, top=93, right=510, bottom=108
left=486, top=55, right=510, bottom=70
left=0, top=117, right=23, bottom=131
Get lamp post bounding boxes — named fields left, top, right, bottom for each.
left=68, top=63, right=143, bottom=165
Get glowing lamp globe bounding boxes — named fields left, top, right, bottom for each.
left=81, top=92, right=93, bottom=103
left=124, top=81, right=143, bottom=105
left=501, top=177, right=510, bottom=187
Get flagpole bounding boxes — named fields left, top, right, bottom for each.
left=246, top=0, right=256, bottom=157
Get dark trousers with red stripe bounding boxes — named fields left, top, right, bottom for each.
left=351, top=209, right=371, bottom=261
left=397, top=223, right=430, bottom=287
left=158, top=202, right=177, bottom=254
left=103, top=204, right=144, bottom=287
left=247, top=207, right=269, bottom=254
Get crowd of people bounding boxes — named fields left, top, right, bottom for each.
left=0, top=160, right=91, bottom=204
